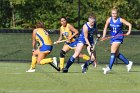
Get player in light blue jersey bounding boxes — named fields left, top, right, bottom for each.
left=102, top=8, right=133, bottom=74
left=63, top=13, right=98, bottom=73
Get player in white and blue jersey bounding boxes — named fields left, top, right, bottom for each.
left=63, top=13, right=98, bottom=73
left=102, top=8, right=133, bottom=74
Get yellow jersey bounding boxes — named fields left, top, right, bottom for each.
left=60, top=23, right=75, bottom=42
left=35, top=28, right=52, bottom=46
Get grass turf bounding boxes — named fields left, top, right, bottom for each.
left=0, top=33, right=140, bottom=93
left=0, top=33, right=140, bottom=64
left=0, top=62, right=140, bottom=93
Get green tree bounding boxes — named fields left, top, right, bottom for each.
left=0, top=0, right=140, bottom=30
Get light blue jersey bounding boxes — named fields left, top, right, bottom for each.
left=78, top=22, right=97, bottom=45
left=109, top=17, right=124, bottom=44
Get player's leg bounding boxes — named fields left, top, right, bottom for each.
left=82, top=45, right=96, bottom=73
left=26, top=49, right=39, bottom=72
left=116, top=48, right=133, bottom=72
left=78, top=53, right=90, bottom=61
left=102, top=42, right=120, bottom=74
left=63, top=43, right=84, bottom=73
left=59, top=44, right=70, bottom=70
left=39, top=51, right=52, bottom=64
left=38, top=45, right=56, bottom=65
left=38, top=52, right=60, bottom=71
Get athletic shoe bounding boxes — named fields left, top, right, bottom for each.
left=26, top=68, right=35, bottom=72
left=102, top=66, right=110, bottom=74
left=62, top=68, right=68, bottom=73
left=82, top=67, right=87, bottom=73
left=53, top=57, right=57, bottom=67
left=126, top=61, right=133, bottom=72
left=81, top=64, right=84, bottom=69
left=81, top=64, right=88, bottom=70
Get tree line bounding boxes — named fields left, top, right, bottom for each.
left=0, top=0, right=140, bottom=30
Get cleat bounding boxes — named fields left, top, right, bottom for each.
left=126, top=61, right=133, bottom=72
left=62, top=68, right=68, bottom=73
left=81, top=64, right=84, bottom=69
left=102, top=66, right=110, bottom=74
left=81, top=64, right=88, bottom=70
left=82, top=67, right=87, bottom=73
left=53, top=57, right=57, bottom=67
left=26, top=68, right=35, bottom=72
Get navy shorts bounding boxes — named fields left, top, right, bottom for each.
left=77, top=37, right=94, bottom=45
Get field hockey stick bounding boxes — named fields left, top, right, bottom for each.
left=90, top=34, right=101, bottom=53
left=101, top=34, right=126, bottom=41
left=90, top=37, right=100, bottom=59
left=91, top=38, right=99, bottom=51
left=53, top=40, right=67, bottom=44
left=49, top=63, right=60, bottom=71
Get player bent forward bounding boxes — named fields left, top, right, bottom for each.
left=26, top=22, right=59, bottom=72
left=63, top=13, right=98, bottom=73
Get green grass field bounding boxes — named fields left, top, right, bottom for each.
left=0, top=62, right=140, bottom=93
left=0, top=33, right=140, bottom=64
left=0, top=33, right=140, bottom=93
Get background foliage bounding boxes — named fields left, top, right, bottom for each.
left=0, top=0, right=140, bottom=29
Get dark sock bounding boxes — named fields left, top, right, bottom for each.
left=83, top=60, right=94, bottom=68
left=65, top=56, right=75, bottom=69
left=117, top=53, right=129, bottom=65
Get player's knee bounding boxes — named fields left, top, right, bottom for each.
left=60, top=50, right=66, bottom=58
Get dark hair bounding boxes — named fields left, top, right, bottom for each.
left=36, top=22, right=45, bottom=28
left=60, top=17, right=67, bottom=21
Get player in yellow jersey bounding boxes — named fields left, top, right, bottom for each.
left=55, top=17, right=92, bottom=71
left=26, top=22, right=58, bottom=72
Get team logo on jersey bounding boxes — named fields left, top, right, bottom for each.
left=63, top=32, right=69, bottom=38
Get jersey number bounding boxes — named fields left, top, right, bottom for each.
left=113, top=27, right=117, bottom=33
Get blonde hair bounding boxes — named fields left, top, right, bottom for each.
left=88, top=13, right=96, bottom=22
left=111, top=6, right=118, bottom=13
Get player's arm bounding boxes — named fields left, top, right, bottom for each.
left=102, top=17, right=110, bottom=38
left=32, top=29, right=36, bottom=51
left=68, top=24, right=79, bottom=40
left=121, top=18, right=132, bottom=35
left=83, top=25, right=91, bottom=47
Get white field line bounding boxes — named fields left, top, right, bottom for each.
left=99, top=89, right=140, bottom=92
left=8, top=90, right=59, bottom=93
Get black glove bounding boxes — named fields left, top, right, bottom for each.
left=90, top=46, right=94, bottom=52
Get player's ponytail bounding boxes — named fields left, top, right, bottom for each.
left=36, top=22, right=45, bottom=28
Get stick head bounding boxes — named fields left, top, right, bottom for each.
left=97, top=34, right=101, bottom=38
left=53, top=42, right=57, bottom=44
